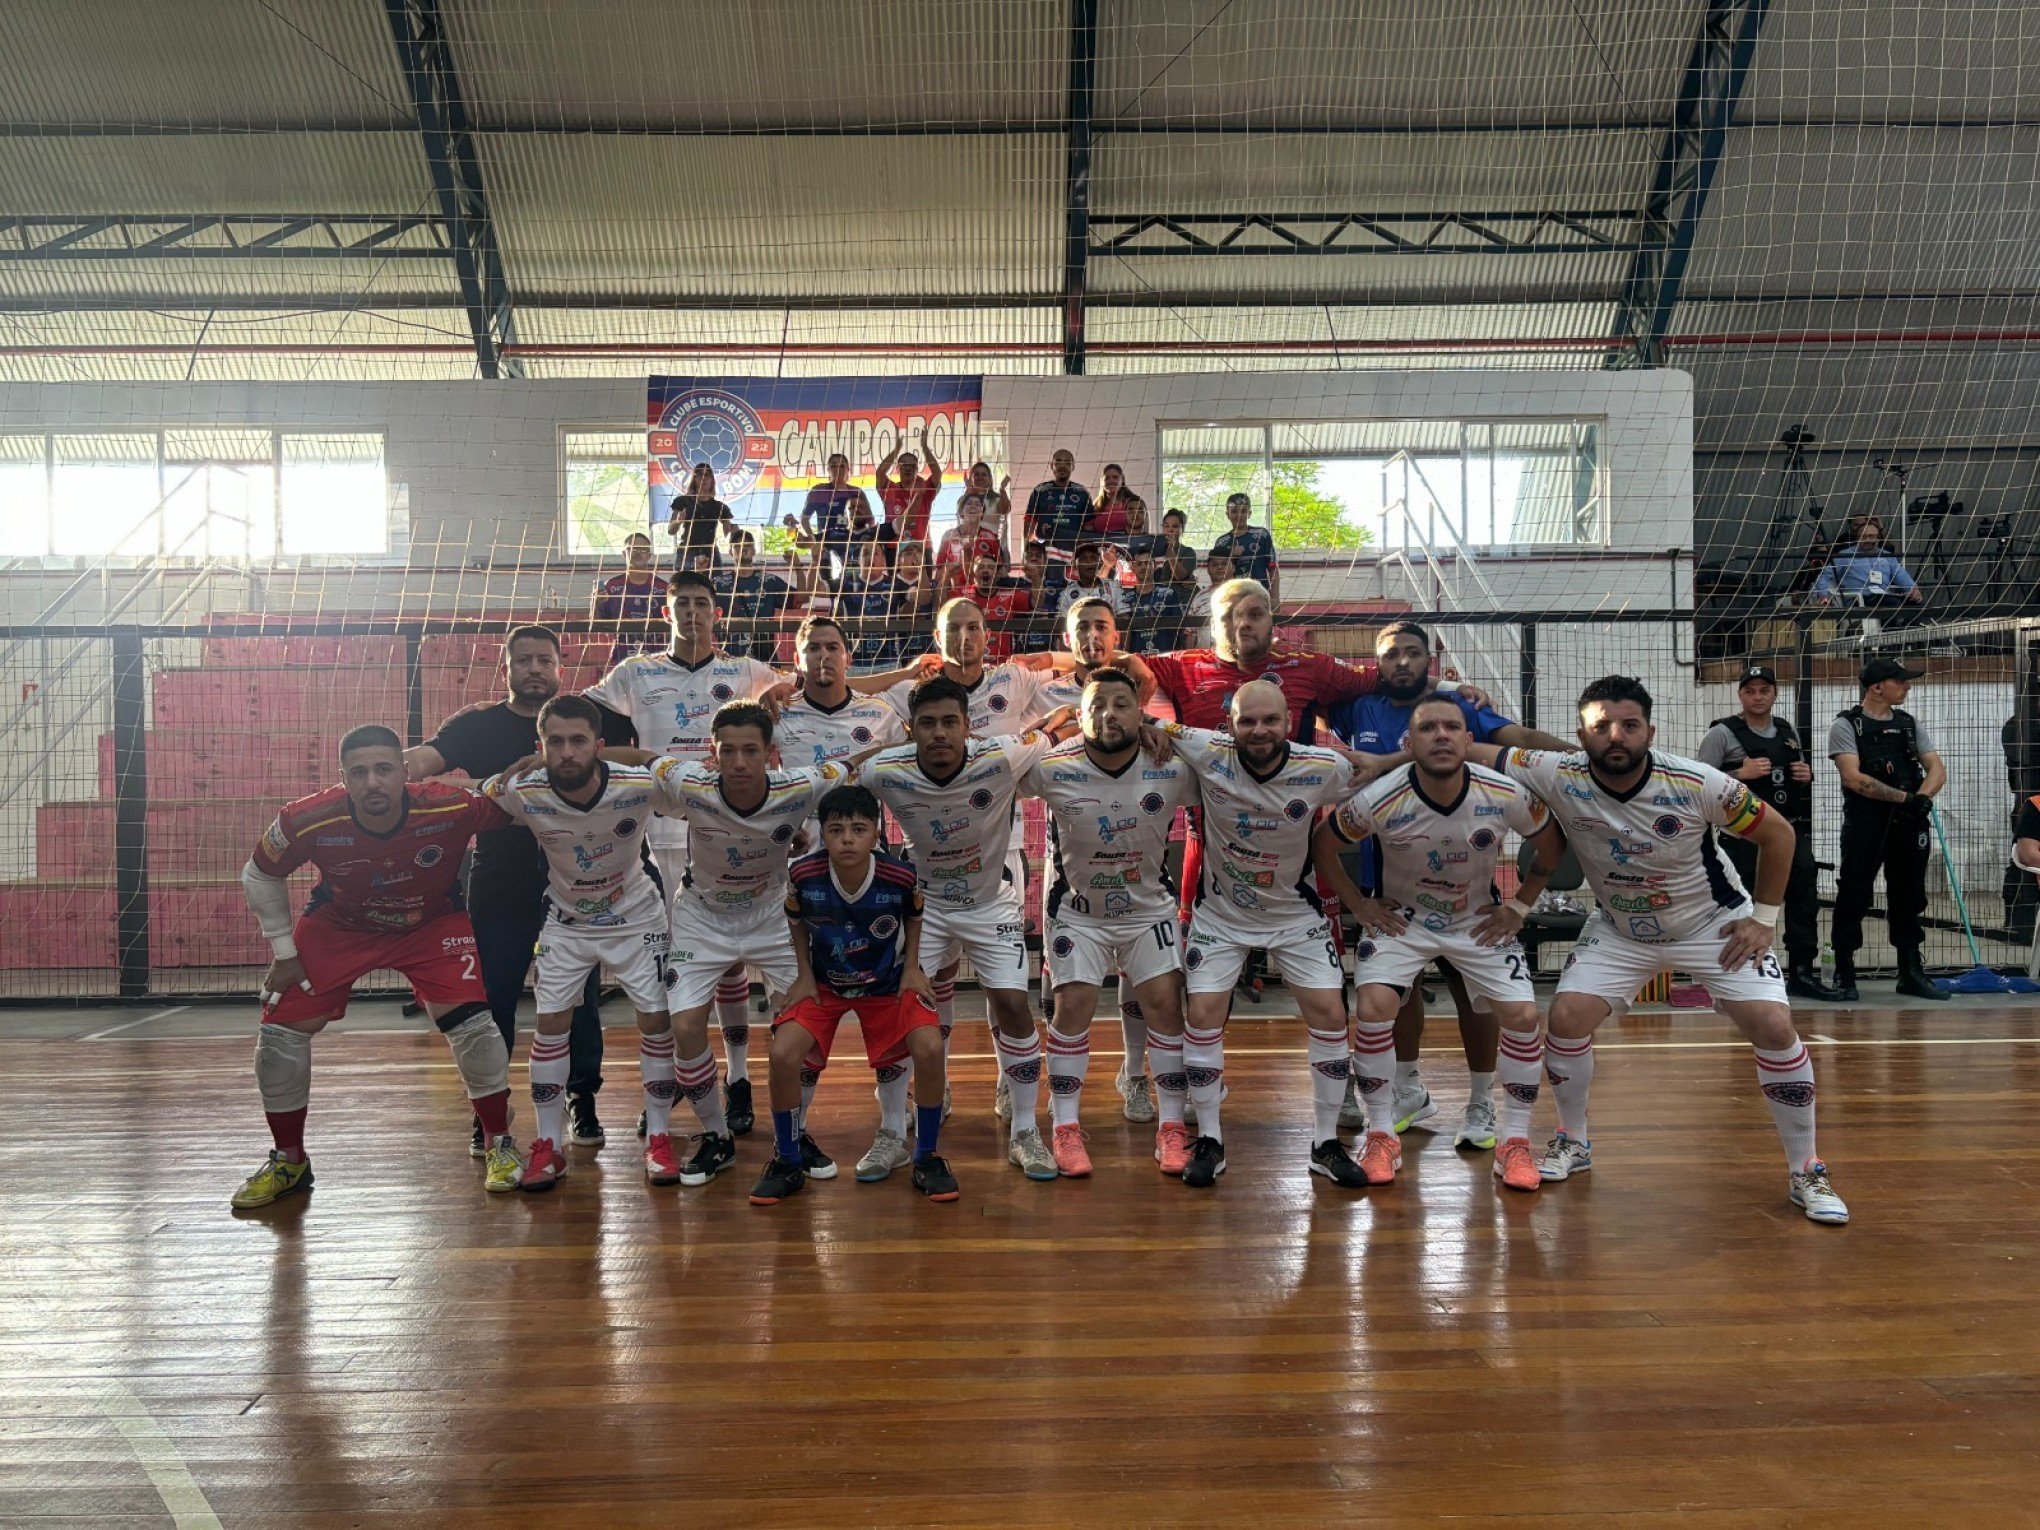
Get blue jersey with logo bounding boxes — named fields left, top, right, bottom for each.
left=784, top=849, right=922, bottom=998
left=1328, top=690, right=1516, bottom=890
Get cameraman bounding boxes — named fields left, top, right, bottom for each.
left=1828, top=657, right=1947, bottom=1001
left=1696, top=664, right=1838, bottom=999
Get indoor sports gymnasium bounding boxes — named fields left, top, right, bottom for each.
left=4, top=3, right=2038, bottom=1522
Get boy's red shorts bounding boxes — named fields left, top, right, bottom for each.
left=778, top=989, right=940, bottom=1069
left=263, top=909, right=484, bottom=1024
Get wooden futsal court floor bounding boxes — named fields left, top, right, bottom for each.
left=4, top=996, right=2039, bottom=1525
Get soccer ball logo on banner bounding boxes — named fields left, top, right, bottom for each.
left=652, top=389, right=770, bottom=501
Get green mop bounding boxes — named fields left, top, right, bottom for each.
left=1928, top=802, right=2040, bottom=994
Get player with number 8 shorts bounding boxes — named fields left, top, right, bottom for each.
left=1311, top=695, right=1570, bottom=1191
left=1465, top=675, right=1849, bottom=1225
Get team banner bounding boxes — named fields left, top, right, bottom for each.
left=646, top=375, right=986, bottom=527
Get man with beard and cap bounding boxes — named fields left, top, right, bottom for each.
left=1323, top=621, right=1569, bottom=1154
left=1462, top=675, right=1849, bottom=1225
left=407, top=626, right=615, bottom=1155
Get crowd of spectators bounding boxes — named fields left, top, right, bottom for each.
left=595, top=447, right=1278, bottom=664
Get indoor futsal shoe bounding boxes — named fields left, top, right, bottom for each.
left=1008, top=1128, right=1058, bottom=1181
left=1154, top=1121, right=1192, bottom=1176
left=748, top=1156, right=808, bottom=1206
left=520, top=1137, right=567, bottom=1192
left=468, top=1117, right=487, bottom=1160
left=1359, top=1131, right=1403, bottom=1186
left=1537, top=1132, right=1592, bottom=1182
left=912, top=1154, right=961, bottom=1202
left=1116, top=1060, right=1157, bottom=1123
left=1455, top=1095, right=1499, bottom=1151
left=798, top=1131, right=838, bottom=1181
left=483, top=1136, right=522, bottom=1193
left=855, top=1127, right=911, bottom=1183
left=1051, top=1123, right=1093, bottom=1177
left=567, top=1091, right=606, bottom=1147
left=1392, top=1080, right=1437, bottom=1133
left=643, top=1133, right=681, bottom=1187
left=679, top=1131, right=737, bottom=1186
left=230, top=1151, right=313, bottom=1210
left=1789, top=1162, right=1850, bottom=1225
left=1493, top=1137, right=1540, bottom=1193
left=1309, top=1138, right=1367, bottom=1188
left=724, top=1077, right=755, bottom=1136
left=1182, top=1135, right=1226, bottom=1188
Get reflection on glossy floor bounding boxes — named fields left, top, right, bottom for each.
left=5, top=1001, right=2040, bottom=1525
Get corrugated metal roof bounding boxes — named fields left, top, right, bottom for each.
left=446, top=0, right=1065, bottom=129
left=1094, top=302, right=1615, bottom=346
left=1742, top=1, right=2040, bottom=120
left=480, top=133, right=1060, bottom=298
left=1096, top=0, right=1699, bottom=125
left=0, top=0, right=411, bottom=128
left=1088, top=251, right=1629, bottom=304
left=0, top=134, right=432, bottom=216
left=1685, top=125, right=2040, bottom=296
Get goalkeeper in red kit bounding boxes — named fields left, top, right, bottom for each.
left=231, top=725, right=521, bottom=1209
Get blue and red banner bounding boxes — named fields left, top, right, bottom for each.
left=646, top=375, right=985, bottom=527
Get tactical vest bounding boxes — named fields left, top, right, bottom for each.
left=1713, top=713, right=1811, bottom=825
left=1840, top=704, right=1924, bottom=814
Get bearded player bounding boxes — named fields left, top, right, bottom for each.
left=1468, top=675, right=1848, bottom=1225
left=233, top=726, right=519, bottom=1208
left=1312, top=696, right=1568, bottom=1191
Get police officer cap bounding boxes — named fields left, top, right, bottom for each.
left=1860, top=656, right=1924, bottom=686
left=1737, top=664, right=1778, bottom=687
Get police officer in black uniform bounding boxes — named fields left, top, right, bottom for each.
left=1827, top=656, right=1947, bottom=1001
left=1697, top=664, right=1839, bottom=999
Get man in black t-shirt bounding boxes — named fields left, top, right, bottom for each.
left=405, top=625, right=621, bottom=1150
left=711, top=531, right=790, bottom=662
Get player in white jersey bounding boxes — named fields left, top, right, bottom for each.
left=1031, top=596, right=1165, bottom=1125
left=1469, top=675, right=1847, bottom=1225
left=862, top=674, right=1073, bottom=1180
left=1313, top=696, right=1568, bottom=1191
left=1165, top=680, right=1374, bottom=1189
left=479, top=696, right=728, bottom=1194
left=773, top=615, right=908, bottom=777
left=1024, top=667, right=1198, bottom=1178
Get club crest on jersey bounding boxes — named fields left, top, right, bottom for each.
left=1653, top=815, right=1683, bottom=838
left=615, top=817, right=639, bottom=838
left=710, top=682, right=735, bottom=702
left=869, top=915, right=899, bottom=939
left=1469, top=828, right=1498, bottom=850
left=1051, top=934, right=1075, bottom=959
left=1283, top=799, right=1309, bottom=821
left=968, top=788, right=994, bottom=810
left=988, top=693, right=1010, bottom=712
left=851, top=726, right=873, bottom=743
left=1183, top=945, right=1203, bottom=969
left=1139, top=792, right=1165, bottom=814
left=413, top=845, right=445, bottom=868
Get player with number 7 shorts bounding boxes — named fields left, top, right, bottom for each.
left=1465, top=675, right=1848, bottom=1226
left=1311, top=694, right=1570, bottom=1191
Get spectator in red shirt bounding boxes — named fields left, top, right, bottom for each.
left=875, top=430, right=942, bottom=546
left=1088, top=464, right=1140, bottom=539
left=969, top=552, right=1033, bottom=661
left=962, top=460, right=1013, bottom=540
left=935, top=493, right=1005, bottom=592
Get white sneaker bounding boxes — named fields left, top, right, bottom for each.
left=994, top=1072, right=1012, bottom=1123
left=1007, top=1128, right=1058, bottom=1181
left=1537, top=1132, right=1593, bottom=1182
left=1116, top=1060, right=1157, bottom=1123
left=1391, top=1080, right=1437, bottom=1134
left=854, top=1128, right=911, bottom=1184
left=1454, top=1095, right=1498, bottom=1151
left=1337, top=1072, right=1366, bottom=1131
left=1789, top=1162, right=1849, bottom=1224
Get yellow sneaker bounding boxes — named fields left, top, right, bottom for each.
left=230, top=1150, right=313, bottom=1210
left=483, top=1136, right=522, bottom=1193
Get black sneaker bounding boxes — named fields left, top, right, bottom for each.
left=679, top=1132, right=738, bottom=1186
left=468, top=1116, right=486, bottom=1160
left=1183, top=1135, right=1227, bottom=1188
left=1309, top=1138, right=1367, bottom=1187
left=725, top=1077, right=755, bottom=1136
left=567, top=1091, right=605, bottom=1147
left=911, top=1153, right=961, bottom=1201
left=747, top=1155, right=807, bottom=1205
left=798, top=1131, right=838, bottom=1181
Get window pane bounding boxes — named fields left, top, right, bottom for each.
left=564, top=431, right=650, bottom=556
left=164, top=459, right=277, bottom=560
left=52, top=434, right=160, bottom=557
left=281, top=434, right=388, bottom=556
left=1159, top=428, right=1270, bottom=547
left=0, top=435, right=49, bottom=556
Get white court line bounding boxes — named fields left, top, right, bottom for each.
left=80, top=1006, right=189, bottom=1041
left=100, top=1381, right=224, bottom=1530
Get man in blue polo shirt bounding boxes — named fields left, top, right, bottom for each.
left=1325, top=620, right=1570, bottom=1157
left=1211, top=493, right=1280, bottom=606
left=1024, top=448, right=1093, bottom=559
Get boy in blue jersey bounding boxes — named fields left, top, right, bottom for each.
left=1324, top=622, right=1570, bottom=1152
left=751, top=784, right=957, bottom=1204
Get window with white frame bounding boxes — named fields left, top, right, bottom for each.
left=1159, top=419, right=1605, bottom=556
left=562, top=430, right=651, bottom=557
left=0, top=429, right=391, bottom=561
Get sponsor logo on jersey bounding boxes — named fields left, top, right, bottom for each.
left=572, top=889, right=622, bottom=914
left=1608, top=891, right=1673, bottom=912
left=1626, top=915, right=1665, bottom=939
left=519, top=801, right=557, bottom=815
left=1562, top=780, right=1595, bottom=802
left=571, top=842, right=615, bottom=871
left=1469, top=828, right=1498, bottom=850
left=1650, top=793, right=1687, bottom=808
left=1050, top=769, right=1089, bottom=783
left=1102, top=890, right=1135, bottom=918
left=1473, top=804, right=1505, bottom=817
left=1653, top=814, right=1683, bottom=839
left=1424, top=848, right=1469, bottom=872
left=1415, top=892, right=1465, bottom=914
left=1142, top=767, right=1174, bottom=780
left=1605, top=836, right=1656, bottom=864
left=312, top=834, right=351, bottom=846
left=1093, top=813, right=1140, bottom=845
left=1384, top=809, right=1420, bottom=832
left=1221, top=861, right=1275, bottom=889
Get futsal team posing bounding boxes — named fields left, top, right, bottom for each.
left=230, top=574, right=1848, bottom=1226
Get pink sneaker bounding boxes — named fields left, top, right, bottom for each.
left=520, top=1137, right=567, bottom=1193
left=643, top=1133, right=681, bottom=1186
left=1358, top=1130, right=1402, bottom=1186
left=1493, top=1136, right=1540, bottom=1193
left=1051, top=1123, right=1092, bottom=1178
left=1154, top=1121, right=1192, bottom=1176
